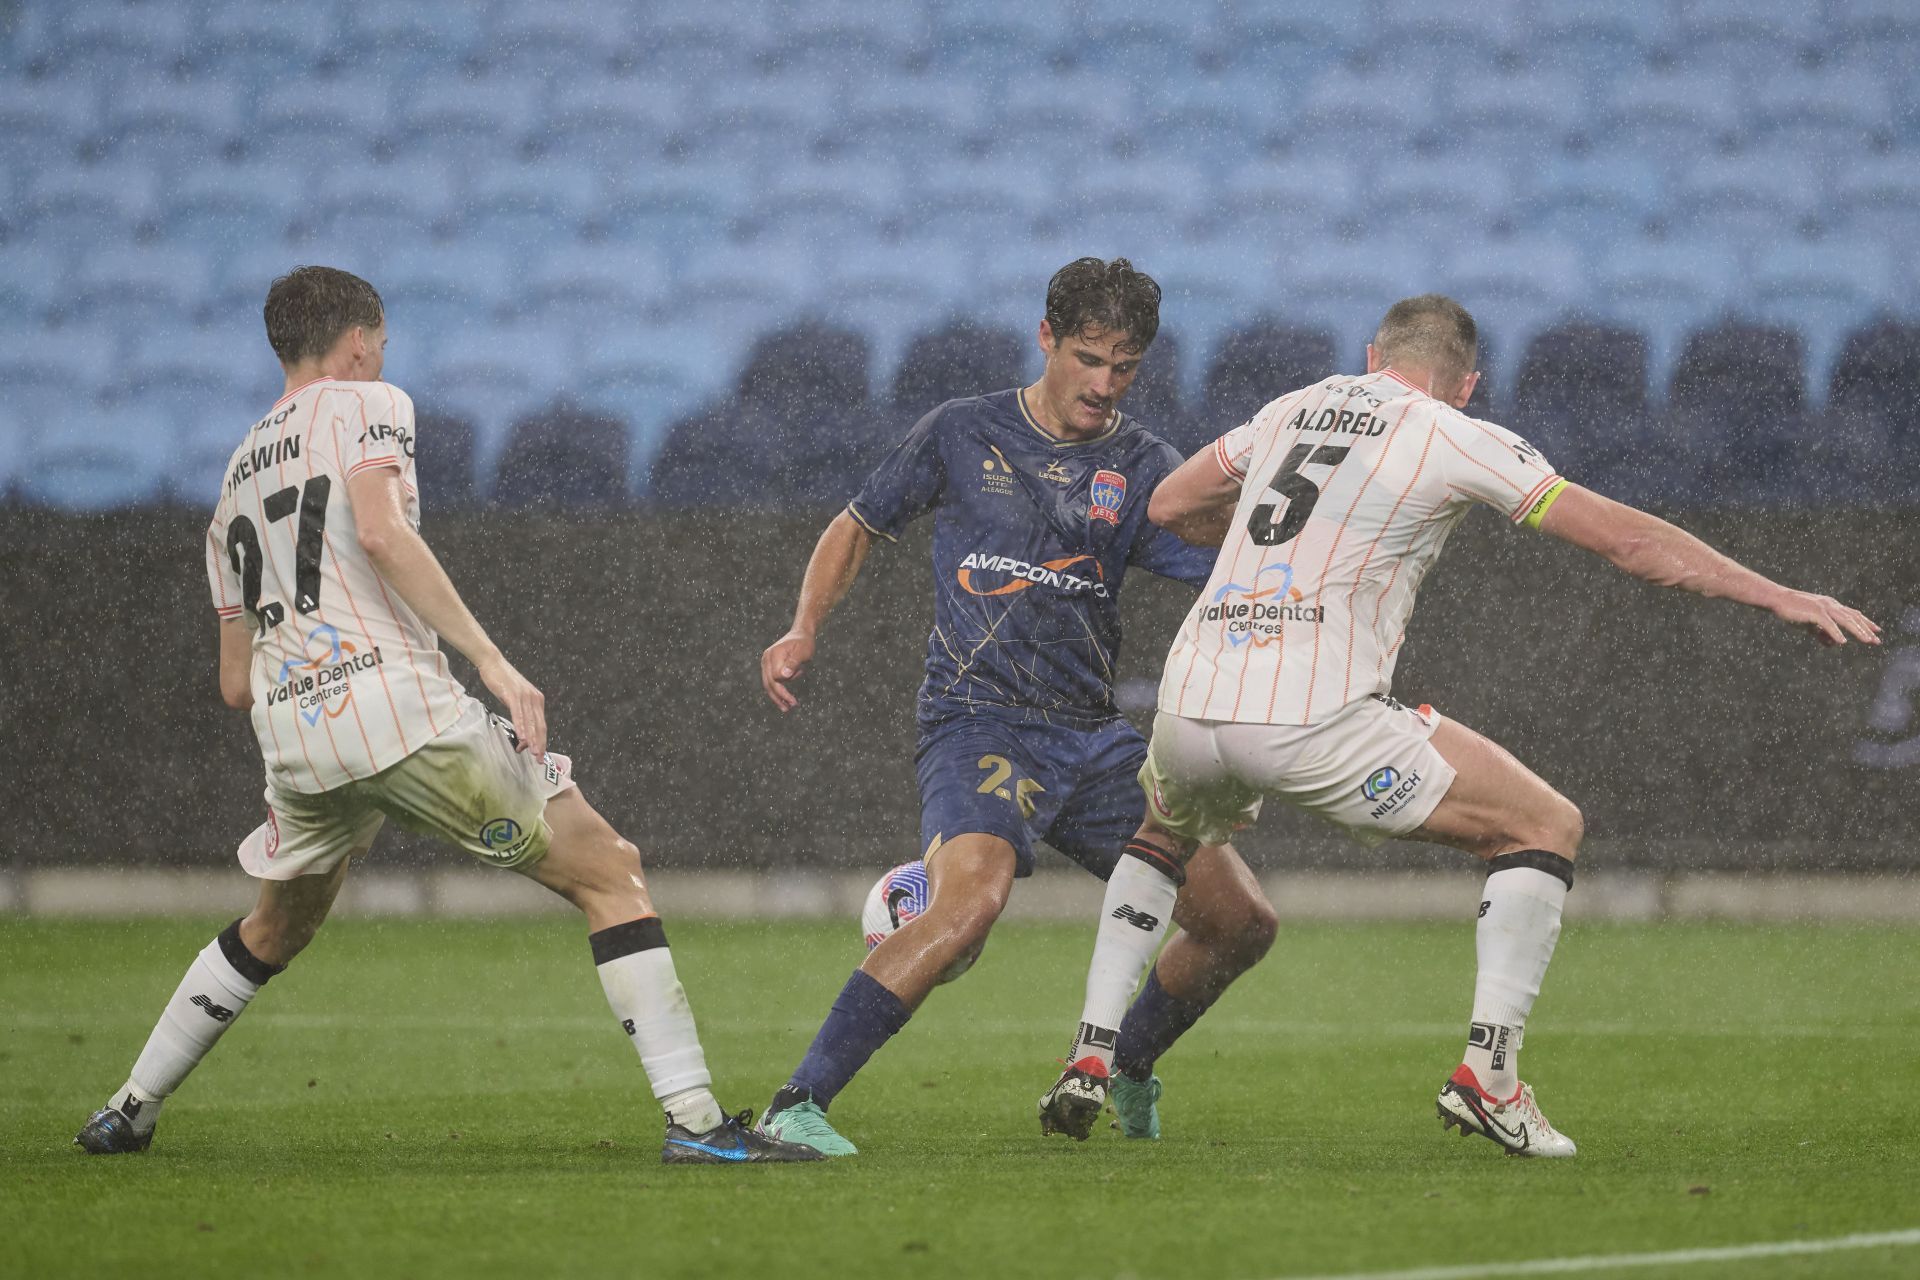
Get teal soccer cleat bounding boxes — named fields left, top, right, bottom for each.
left=1110, top=1072, right=1162, bottom=1139
left=756, top=1095, right=858, bottom=1156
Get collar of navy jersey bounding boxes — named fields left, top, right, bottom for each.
left=1016, top=387, right=1122, bottom=447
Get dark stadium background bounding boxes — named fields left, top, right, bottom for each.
left=2, top=0, right=1916, bottom=877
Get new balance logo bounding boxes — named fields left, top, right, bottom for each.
left=621, top=1019, right=637, bottom=1036
left=1478, top=900, right=1491, bottom=918
left=190, top=994, right=235, bottom=1023
left=1110, top=905, right=1161, bottom=931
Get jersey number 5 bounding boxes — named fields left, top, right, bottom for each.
left=1248, top=443, right=1350, bottom=546
left=225, top=476, right=332, bottom=634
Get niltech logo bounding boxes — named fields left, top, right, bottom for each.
left=1360, top=767, right=1400, bottom=801
left=957, top=552, right=1108, bottom=598
left=1199, top=563, right=1323, bottom=646
left=266, top=624, right=383, bottom=726
left=479, top=817, right=532, bottom=862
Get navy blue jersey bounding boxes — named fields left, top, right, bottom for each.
left=848, top=387, right=1214, bottom=726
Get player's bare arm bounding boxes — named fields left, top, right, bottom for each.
left=217, top=615, right=253, bottom=708
left=345, top=466, right=549, bottom=754
left=1538, top=484, right=1881, bottom=647
left=761, top=508, right=874, bottom=712
left=1145, top=445, right=1244, bottom=547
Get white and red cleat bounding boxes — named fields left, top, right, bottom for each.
left=1038, top=1056, right=1110, bottom=1140
left=1437, top=1064, right=1577, bottom=1158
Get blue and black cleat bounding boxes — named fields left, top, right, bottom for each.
left=75, top=1105, right=153, bottom=1155
left=661, top=1109, right=825, bottom=1164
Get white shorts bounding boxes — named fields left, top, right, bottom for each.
left=237, top=698, right=577, bottom=881
left=1139, top=697, right=1456, bottom=848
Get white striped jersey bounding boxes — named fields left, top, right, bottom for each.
left=1159, top=370, right=1566, bottom=727
left=205, top=377, right=466, bottom=793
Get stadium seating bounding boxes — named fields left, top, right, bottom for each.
left=1, top=0, right=1915, bottom=510
left=491, top=402, right=631, bottom=508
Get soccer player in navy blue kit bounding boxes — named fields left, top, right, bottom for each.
left=755, top=259, right=1279, bottom=1154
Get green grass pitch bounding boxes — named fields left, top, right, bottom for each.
left=4, top=916, right=1917, bottom=1279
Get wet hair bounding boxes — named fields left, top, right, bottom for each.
left=1373, top=294, right=1478, bottom=385
left=1044, top=257, right=1161, bottom=355
left=264, top=266, right=384, bottom=366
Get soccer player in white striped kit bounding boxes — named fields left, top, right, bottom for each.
left=1041, top=295, right=1880, bottom=1155
left=75, top=267, right=818, bottom=1164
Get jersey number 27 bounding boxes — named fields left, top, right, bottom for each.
left=226, top=476, right=332, bottom=634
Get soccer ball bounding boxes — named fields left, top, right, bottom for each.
left=860, top=860, right=977, bottom=984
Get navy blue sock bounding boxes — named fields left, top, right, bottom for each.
left=1112, top=968, right=1212, bottom=1083
left=779, top=969, right=912, bottom=1112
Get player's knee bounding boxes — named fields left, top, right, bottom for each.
left=1538, top=796, right=1583, bottom=859
left=1241, top=896, right=1280, bottom=960
left=241, top=906, right=319, bottom=967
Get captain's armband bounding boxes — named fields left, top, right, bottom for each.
left=1517, top=477, right=1569, bottom=530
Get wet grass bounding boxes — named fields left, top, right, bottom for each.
left=4, top=917, right=1917, bottom=1279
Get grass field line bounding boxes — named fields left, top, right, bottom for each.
left=1283, top=1227, right=1920, bottom=1280
left=5, top=1011, right=1906, bottom=1041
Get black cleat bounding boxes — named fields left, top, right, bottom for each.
left=75, top=1107, right=153, bottom=1155
left=661, top=1109, right=826, bottom=1164
left=1038, top=1057, right=1111, bottom=1140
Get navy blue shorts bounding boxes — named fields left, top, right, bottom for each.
left=914, top=712, right=1148, bottom=879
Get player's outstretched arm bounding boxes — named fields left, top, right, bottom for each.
left=1147, top=446, right=1245, bottom=547
left=346, top=468, right=548, bottom=754
left=761, top=509, right=873, bottom=712
left=1538, top=483, right=1881, bottom=647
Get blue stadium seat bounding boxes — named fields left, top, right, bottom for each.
left=1371, top=0, right=1527, bottom=78
left=198, top=3, right=340, bottom=79
left=667, top=240, right=815, bottom=331
left=1507, top=322, right=1658, bottom=497
left=1206, top=159, right=1352, bottom=245
left=1668, top=153, right=1820, bottom=246
left=752, top=159, right=903, bottom=246
left=1748, top=240, right=1897, bottom=388
left=0, top=245, right=72, bottom=328
left=1673, top=0, right=1822, bottom=80
left=1592, top=239, right=1742, bottom=386
left=1288, top=71, right=1434, bottom=159
left=248, top=78, right=390, bottom=168
left=390, top=76, right=541, bottom=168
left=1826, top=155, right=1920, bottom=245
left=412, top=410, right=482, bottom=508
left=1441, top=238, right=1587, bottom=360
left=929, top=0, right=1070, bottom=79
left=19, top=406, right=175, bottom=511
left=0, top=406, right=22, bottom=503
left=0, top=328, right=118, bottom=426
left=1519, top=153, right=1665, bottom=244
left=1132, top=73, right=1274, bottom=170
left=55, top=3, right=195, bottom=81
left=819, top=241, right=969, bottom=380
left=767, top=2, right=928, bottom=75
left=520, top=241, right=671, bottom=331
left=204, top=244, right=389, bottom=328
left=23, top=165, right=152, bottom=259
left=683, top=72, right=838, bottom=165
left=987, top=71, right=1136, bottom=163
left=889, top=320, right=1029, bottom=413
left=103, top=78, right=244, bottom=170
left=491, top=402, right=631, bottom=508
left=153, top=162, right=303, bottom=257
left=1057, top=161, right=1210, bottom=254
left=574, top=322, right=745, bottom=466
left=1138, top=246, right=1271, bottom=375
left=382, top=245, right=518, bottom=336
left=70, top=245, right=213, bottom=333
left=1123, top=330, right=1191, bottom=452
left=1358, top=160, right=1516, bottom=242
left=1203, top=321, right=1338, bottom=428
left=480, top=2, right=631, bottom=77
left=1276, top=241, right=1428, bottom=358
left=538, top=78, right=682, bottom=165
left=1597, top=72, right=1741, bottom=176
left=1833, top=0, right=1920, bottom=80
left=1527, top=0, right=1670, bottom=87
left=1828, top=320, right=1920, bottom=499
left=1667, top=321, right=1810, bottom=503
left=1070, top=0, right=1204, bottom=80
left=457, top=161, right=601, bottom=247
left=833, top=74, right=986, bottom=162
left=0, top=79, right=94, bottom=169
left=1749, top=69, right=1893, bottom=154
left=599, top=159, right=755, bottom=249
left=1213, top=2, right=1367, bottom=80
left=632, top=3, right=771, bottom=80
left=421, top=324, right=576, bottom=445
left=118, top=327, right=252, bottom=445
left=306, top=161, right=455, bottom=251
left=1443, top=73, right=1586, bottom=165
left=960, top=237, right=1086, bottom=337
left=343, top=1, right=487, bottom=77
left=909, top=157, right=1048, bottom=249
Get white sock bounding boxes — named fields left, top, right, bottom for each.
left=590, top=918, right=721, bottom=1132
left=1071, top=851, right=1181, bottom=1071
left=1465, top=862, right=1570, bottom=1098
left=115, top=931, right=272, bottom=1131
